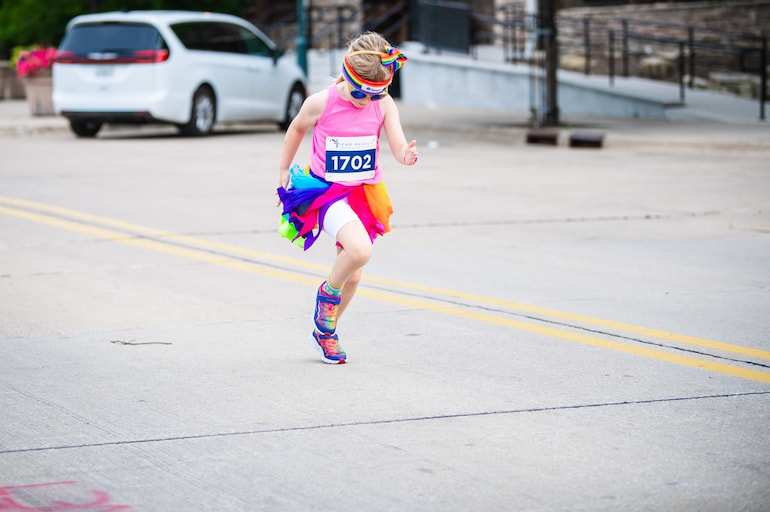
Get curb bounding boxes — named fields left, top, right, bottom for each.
left=399, top=119, right=770, bottom=152
left=0, top=124, right=70, bottom=137
left=2, top=106, right=769, bottom=153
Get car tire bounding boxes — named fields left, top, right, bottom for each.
left=179, top=86, right=216, bottom=136
left=70, top=119, right=103, bottom=138
left=279, top=82, right=306, bottom=131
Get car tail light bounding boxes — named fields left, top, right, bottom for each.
left=54, top=49, right=169, bottom=64
left=131, top=49, right=169, bottom=63
left=55, top=50, right=76, bottom=63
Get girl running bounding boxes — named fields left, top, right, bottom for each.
left=277, top=32, right=418, bottom=364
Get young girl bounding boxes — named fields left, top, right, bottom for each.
left=277, top=32, right=418, bottom=364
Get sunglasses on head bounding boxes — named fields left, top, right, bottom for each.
left=348, top=82, right=387, bottom=101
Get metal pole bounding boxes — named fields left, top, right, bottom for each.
left=622, top=19, right=629, bottom=77
left=678, top=41, right=685, bottom=103
left=307, top=0, right=313, bottom=49
left=538, top=0, right=558, bottom=126
left=296, top=0, right=308, bottom=76
left=761, top=35, right=767, bottom=121
left=503, top=7, right=511, bottom=62
left=609, top=30, right=615, bottom=86
left=583, top=17, right=591, bottom=75
left=688, top=26, right=695, bottom=89
left=583, top=16, right=591, bottom=76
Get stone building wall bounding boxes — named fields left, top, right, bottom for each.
left=558, top=0, right=769, bottom=34
left=552, top=0, right=769, bottom=97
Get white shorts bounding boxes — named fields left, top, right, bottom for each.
left=322, top=198, right=360, bottom=239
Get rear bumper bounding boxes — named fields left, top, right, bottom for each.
left=60, top=110, right=159, bottom=125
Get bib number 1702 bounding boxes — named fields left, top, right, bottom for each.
left=329, top=152, right=373, bottom=172
left=325, top=135, right=377, bottom=181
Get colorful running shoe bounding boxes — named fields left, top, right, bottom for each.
left=310, top=330, right=347, bottom=364
left=314, top=282, right=341, bottom=334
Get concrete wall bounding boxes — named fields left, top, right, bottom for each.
left=557, top=73, right=674, bottom=119
left=399, top=48, right=675, bottom=119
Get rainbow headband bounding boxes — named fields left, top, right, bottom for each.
left=341, top=45, right=408, bottom=95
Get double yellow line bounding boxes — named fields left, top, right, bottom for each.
left=2, top=195, right=769, bottom=384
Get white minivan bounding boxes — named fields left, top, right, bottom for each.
left=53, top=10, right=307, bottom=137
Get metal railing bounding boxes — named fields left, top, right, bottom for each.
left=484, top=7, right=768, bottom=120
left=251, top=2, right=768, bottom=120
left=253, top=2, right=406, bottom=50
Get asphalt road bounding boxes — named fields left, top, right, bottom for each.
left=1, top=122, right=769, bottom=511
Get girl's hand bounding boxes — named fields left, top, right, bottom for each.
left=403, top=140, right=418, bottom=166
left=276, top=172, right=289, bottom=207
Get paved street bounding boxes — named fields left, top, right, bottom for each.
left=1, top=113, right=769, bottom=510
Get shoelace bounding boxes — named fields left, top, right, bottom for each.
left=318, top=300, right=338, bottom=319
left=318, top=333, right=342, bottom=355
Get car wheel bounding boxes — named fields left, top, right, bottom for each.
left=70, top=119, right=102, bottom=138
left=179, top=86, right=216, bottom=136
left=279, top=83, right=306, bottom=131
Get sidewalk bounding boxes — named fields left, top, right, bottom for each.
left=395, top=103, right=770, bottom=152
left=0, top=99, right=69, bottom=136
left=2, top=58, right=769, bottom=151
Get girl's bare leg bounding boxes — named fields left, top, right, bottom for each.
left=329, top=220, right=371, bottom=318
left=338, top=266, right=362, bottom=318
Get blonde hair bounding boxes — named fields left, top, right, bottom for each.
left=337, top=32, right=393, bottom=84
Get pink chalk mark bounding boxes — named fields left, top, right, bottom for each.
left=0, top=481, right=130, bottom=511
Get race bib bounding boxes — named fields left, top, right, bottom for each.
left=325, top=135, right=376, bottom=182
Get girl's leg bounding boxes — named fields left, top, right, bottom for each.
left=329, top=219, right=372, bottom=293
left=311, top=203, right=373, bottom=364
left=337, top=263, right=362, bottom=319
left=313, top=218, right=371, bottom=336
left=310, top=220, right=370, bottom=364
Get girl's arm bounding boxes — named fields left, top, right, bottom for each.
left=381, top=96, right=418, bottom=166
left=278, top=89, right=327, bottom=188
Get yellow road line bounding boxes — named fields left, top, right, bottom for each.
left=4, top=194, right=763, bottom=361
left=358, top=288, right=770, bottom=385
left=361, top=275, right=770, bottom=361
left=1, top=197, right=769, bottom=384
left=0, top=205, right=318, bottom=287
left=0, top=194, right=326, bottom=272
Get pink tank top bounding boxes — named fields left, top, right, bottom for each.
left=310, top=84, right=384, bottom=185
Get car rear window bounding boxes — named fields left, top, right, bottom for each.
left=59, top=22, right=168, bottom=59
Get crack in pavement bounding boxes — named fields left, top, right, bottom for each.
left=1, top=391, right=768, bottom=456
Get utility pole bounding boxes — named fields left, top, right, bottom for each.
left=296, top=0, right=308, bottom=76
left=538, top=0, right=559, bottom=126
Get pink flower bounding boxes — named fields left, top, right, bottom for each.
left=12, top=46, right=58, bottom=78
